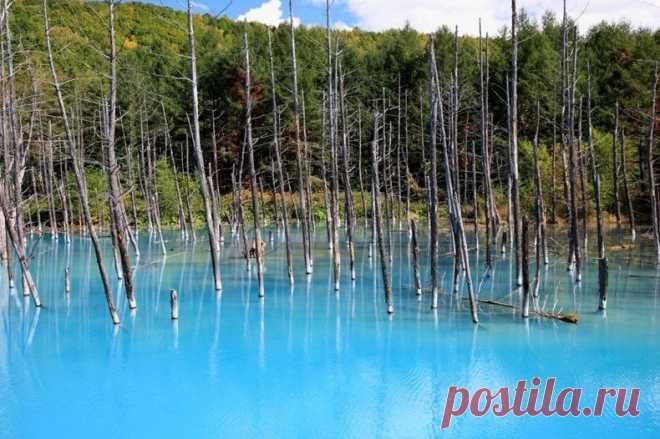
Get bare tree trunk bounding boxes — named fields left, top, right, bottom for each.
left=577, top=100, right=588, bottom=248
left=533, top=100, right=547, bottom=297
left=370, top=115, right=393, bottom=314
left=290, top=0, right=313, bottom=275
left=567, top=32, right=581, bottom=282
left=187, top=0, right=222, bottom=292
left=584, top=64, right=608, bottom=309
left=338, top=65, right=356, bottom=281
left=243, top=29, right=264, bottom=298
left=357, top=109, right=368, bottom=227
left=301, top=91, right=314, bottom=234
left=612, top=102, right=622, bottom=229
left=169, top=136, right=187, bottom=239
left=551, top=112, right=557, bottom=224
left=268, top=29, right=294, bottom=285
left=427, top=38, right=440, bottom=309
left=139, top=112, right=154, bottom=236
left=521, top=216, right=530, bottom=318
left=183, top=135, right=196, bottom=242
left=619, top=128, right=636, bottom=241
left=321, top=93, right=333, bottom=250
left=511, top=0, right=522, bottom=286
left=430, top=39, right=479, bottom=324
left=410, top=219, right=422, bottom=296
left=325, top=0, right=340, bottom=289
left=105, top=0, right=136, bottom=305
left=0, top=185, right=41, bottom=307
left=647, top=63, right=659, bottom=262
left=43, top=0, right=119, bottom=323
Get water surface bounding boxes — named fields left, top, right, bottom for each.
left=0, top=227, right=658, bottom=438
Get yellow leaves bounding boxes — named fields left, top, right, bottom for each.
left=123, top=38, right=138, bottom=50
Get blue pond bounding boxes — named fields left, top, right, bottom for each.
left=0, top=226, right=659, bottom=438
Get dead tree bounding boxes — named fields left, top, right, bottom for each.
left=511, top=0, right=522, bottom=286
left=619, top=128, right=636, bottom=240
left=647, top=63, right=659, bottom=262
left=612, top=102, right=622, bottom=229
left=325, top=0, right=340, bottom=289
left=357, top=109, right=368, bottom=227
left=243, top=29, right=264, bottom=298
left=410, top=219, right=422, bottom=296
left=430, top=38, right=479, bottom=324
left=187, top=0, right=222, bottom=292
left=105, top=0, right=135, bottom=301
left=532, top=101, right=547, bottom=297
left=338, top=65, right=356, bottom=281
left=577, top=100, right=588, bottom=248
left=427, top=38, right=440, bottom=309
left=0, top=184, right=41, bottom=307
left=521, top=216, right=530, bottom=318
left=370, top=114, right=393, bottom=314
left=290, top=0, right=313, bottom=275
left=586, top=64, right=608, bottom=309
left=268, top=29, right=293, bottom=285
left=43, top=0, right=119, bottom=323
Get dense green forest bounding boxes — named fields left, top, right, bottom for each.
left=5, top=0, right=660, bottom=226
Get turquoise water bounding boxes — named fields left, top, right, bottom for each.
left=0, top=226, right=658, bottom=438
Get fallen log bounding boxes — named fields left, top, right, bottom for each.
left=476, top=298, right=578, bottom=324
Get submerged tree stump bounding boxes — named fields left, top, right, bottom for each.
left=410, top=219, right=422, bottom=296
left=170, top=289, right=179, bottom=320
left=65, top=266, right=71, bottom=293
left=598, top=257, right=609, bottom=310
left=521, top=216, right=530, bottom=318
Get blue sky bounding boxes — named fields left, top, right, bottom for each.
left=142, top=0, right=354, bottom=28
left=142, top=0, right=659, bottom=35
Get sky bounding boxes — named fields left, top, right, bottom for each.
left=146, top=0, right=660, bottom=35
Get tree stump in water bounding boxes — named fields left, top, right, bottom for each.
left=521, top=216, right=530, bottom=318
left=65, top=266, right=71, bottom=293
left=598, top=257, right=609, bottom=310
left=170, top=289, right=179, bottom=320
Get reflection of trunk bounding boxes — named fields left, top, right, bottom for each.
left=187, top=0, right=222, bottom=292
left=43, top=0, right=119, bottom=324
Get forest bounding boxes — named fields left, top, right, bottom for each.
left=0, top=0, right=659, bottom=323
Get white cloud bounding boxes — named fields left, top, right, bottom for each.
left=339, top=0, right=659, bottom=35
left=334, top=20, right=354, bottom=31
left=238, top=0, right=300, bottom=27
